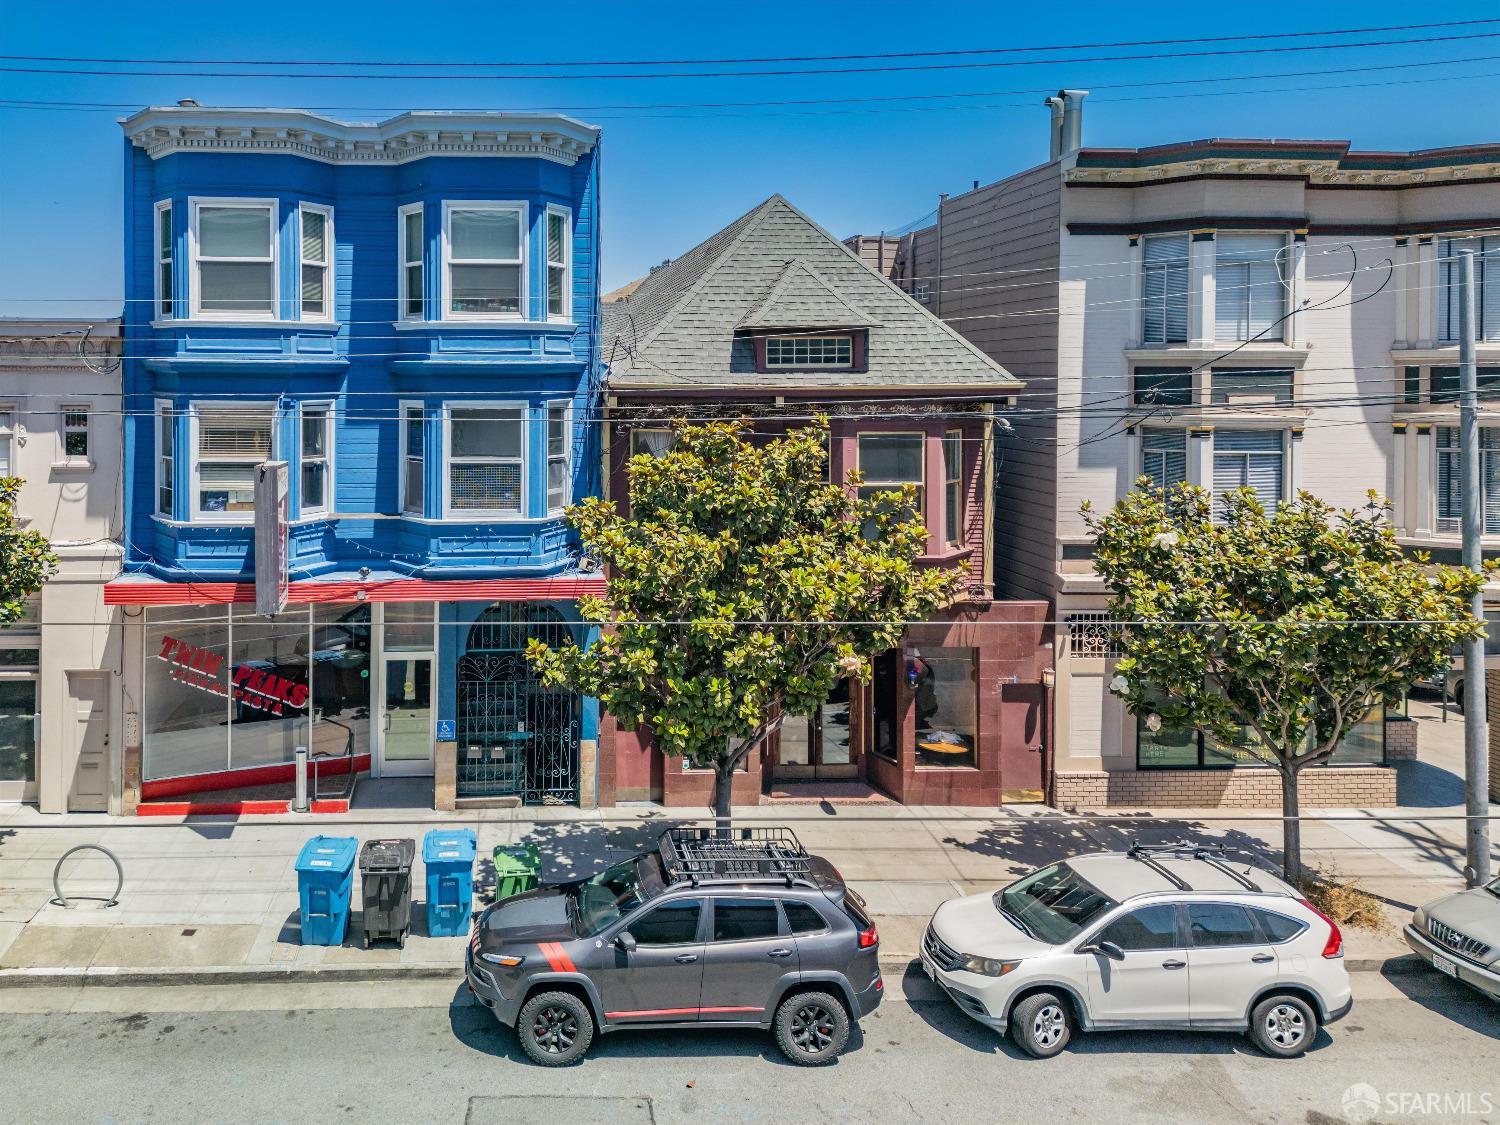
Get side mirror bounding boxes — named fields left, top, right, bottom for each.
left=615, top=931, right=637, bottom=955
left=1091, top=940, right=1126, bottom=961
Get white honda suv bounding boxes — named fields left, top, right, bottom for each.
left=920, top=843, right=1352, bottom=1058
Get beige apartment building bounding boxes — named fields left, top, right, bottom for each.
left=0, top=321, right=123, bottom=812
left=861, top=92, right=1500, bottom=808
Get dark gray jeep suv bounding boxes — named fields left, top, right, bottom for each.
left=466, top=826, right=883, bottom=1066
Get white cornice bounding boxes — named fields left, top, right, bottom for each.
left=121, top=107, right=600, bottom=167
left=1068, top=158, right=1500, bottom=187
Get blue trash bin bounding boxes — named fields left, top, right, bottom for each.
left=422, top=828, right=477, bottom=938
left=295, top=835, right=359, bottom=946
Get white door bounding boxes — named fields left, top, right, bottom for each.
left=378, top=654, right=434, bottom=777
left=0, top=677, right=37, bottom=803
left=1184, top=902, right=1281, bottom=1023
left=66, top=672, right=109, bottom=812
left=1082, top=903, right=1191, bottom=1023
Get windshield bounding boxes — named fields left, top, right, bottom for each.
left=1488, top=875, right=1500, bottom=898
left=573, top=854, right=666, bottom=936
left=995, top=863, right=1119, bottom=945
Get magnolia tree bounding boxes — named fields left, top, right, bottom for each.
left=0, top=479, right=56, bottom=623
left=526, top=419, right=958, bottom=824
left=1085, top=483, right=1485, bottom=884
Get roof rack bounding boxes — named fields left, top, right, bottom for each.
left=658, top=825, right=811, bottom=887
left=1127, top=840, right=1259, bottom=892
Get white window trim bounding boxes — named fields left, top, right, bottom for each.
left=545, top=204, right=572, bottom=322
left=546, top=400, right=572, bottom=514
left=189, top=400, right=278, bottom=524
left=441, top=200, right=528, bottom=322
left=155, top=399, right=174, bottom=518
left=1141, top=232, right=1191, bottom=346
left=298, top=203, right=334, bottom=323
left=154, top=200, right=174, bottom=320
left=764, top=334, right=855, bottom=369
left=298, top=400, right=334, bottom=518
left=1211, top=428, right=1289, bottom=512
left=1213, top=230, right=1289, bottom=344
left=188, top=196, right=279, bottom=322
left=398, top=202, right=424, bottom=322
left=398, top=399, right=424, bottom=517
left=59, top=404, right=91, bottom=466
left=0, top=405, right=16, bottom=479
left=441, top=399, right=528, bottom=520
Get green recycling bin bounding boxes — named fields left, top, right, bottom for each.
left=492, top=843, right=540, bottom=902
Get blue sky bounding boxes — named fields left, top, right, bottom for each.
left=3, top=0, right=1499, bottom=317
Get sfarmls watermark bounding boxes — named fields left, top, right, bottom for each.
left=1342, top=1083, right=1494, bottom=1122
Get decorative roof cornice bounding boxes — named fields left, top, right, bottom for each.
left=1068, top=138, right=1500, bottom=189
left=120, top=106, right=600, bottom=167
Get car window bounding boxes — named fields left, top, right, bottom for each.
left=996, top=863, right=1120, bottom=945
left=1096, top=904, right=1179, bottom=951
left=1186, top=902, right=1259, bottom=947
left=630, top=898, right=702, bottom=946
left=783, top=901, right=828, bottom=935
left=1251, top=908, right=1306, bottom=944
left=712, top=898, right=780, bottom=942
left=573, top=855, right=667, bottom=937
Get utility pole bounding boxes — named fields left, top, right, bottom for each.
left=1458, top=248, right=1493, bottom=888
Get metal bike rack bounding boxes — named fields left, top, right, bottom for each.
left=51, top=844, right=123, bottom=909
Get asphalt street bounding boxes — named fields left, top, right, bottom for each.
left=1, top=967, right=1496, bottom=1125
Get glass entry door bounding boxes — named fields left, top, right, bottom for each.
left=379, top=655, right=433, bottom=777
left=774, top=683, right=857, bottom=780
left=0, top=678, right=37, bottom=802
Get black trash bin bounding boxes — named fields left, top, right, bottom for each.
left=358, top=838, right=416, bottom=949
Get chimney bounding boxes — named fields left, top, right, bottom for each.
left=1058, top=89, right=1088, bottom=155
left=1044, top=95, right=1064, bottom=161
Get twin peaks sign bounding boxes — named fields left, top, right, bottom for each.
left=156, top=634, right=310, bottom=716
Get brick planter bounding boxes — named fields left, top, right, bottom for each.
left=1054, top=766, right=1398, bottom=809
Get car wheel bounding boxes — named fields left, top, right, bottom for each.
left=1247, top=995, right=1318, bottom=1058
left=516, top=990, right=595, bottom=1067
left=774, top=991, right=850, bottom=1066
left=1010, top=992, right=1073, bottom=1058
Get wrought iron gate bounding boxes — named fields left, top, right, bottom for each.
left=455, top=605, right=580, bottom=804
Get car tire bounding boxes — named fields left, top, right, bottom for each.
left=516, top=990, right=595, bottom=1067
left=1247, top=994, right=1318, bottom=1058
left=773, top=990, right=850, bottom=1066
left=1009, top=992, right=1073, bottom=1059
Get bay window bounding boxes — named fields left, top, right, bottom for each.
left=547, top=402, right=570, bottom=513
left=1142, top=234, right=1189, bottom=345
left=858, top=432, right=925, bottom=534
left=943, top=431, right=963, bottom=546
left=546, top=206, right=570, bottom=319
left=155, top=401, right=174, bottom=516
left=194, top=404, right=275, bottom=518
left=400, top=401, right=424, bottom=516
left=300, top=403, right=332, bottom=517
left=1439, top=235, right=1500, bottom=343
left=1214, top=233, right=1286, bottom=342
left=445, top=403, right=524, bottom=517
left=299, top=205, right=332, bottom=320
left=0, top=409, right=13, bottom=476
left=1212, top=429, right=1284, bottom=516
left=444, top=201, right=525, bottom=318
left=155, top=201, right=174, bottom=319
left=399, top=204, right=424, bottom=320
left=1437, top=425, right=1500, bottom=534
left=1133, top=367, right=1192, bottom=407
left=192, top=199, right=276, bottom=318
left=1140, top=429, right=1187, bottom=491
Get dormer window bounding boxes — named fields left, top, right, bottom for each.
left=765, top=334, right=854, bottom=369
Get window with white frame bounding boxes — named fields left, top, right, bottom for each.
left=445, top=404, right=524, bottom=516
left=547, top=402, right=570, bottom=512
left=1140, top=429, right=1187, bottom=490
left=300, top=403, right=332, bottom=516
left=444, top=202, right=525, bottom=318
left=765, top=335, right=853, bottom=368
left=1142, top=234, right=1190, bottom=345
left=1439, top=235, right=1500, bottom=343
left=1215, top=233, right=1286, bottom=342
left=1437, top=426, right=1500, bottom=533
left=0, top=409, right=13, bottom=476
left=195, top=404, right=275, bottom=518
left=1213, top=429, right=1284, bottom=516
left=155, top=401, right=174, bottom=516
left=192, top=200, right=276, bottom=318
left=943, top=431, right=963, bottom=545
left=155, top=201, right=174, bottom=319
left=546, top=207, right=570, bottom=319
left=299, top=205, right=332, bottom=320
left=61, top=406, right=89, bottom=460
left=401, top=402, right=424, bottom=515
left=399, top=204, right=424, bottom=320
left=857, top=432, right=925, bottom=534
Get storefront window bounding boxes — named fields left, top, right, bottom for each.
left=871, top=651, right=899, bottom=762
left=1137, top=707, right=1385, bottom=769
left=913, top=647, right=977, bottom=769
left=228, top=605, right=311, bottom=771
left=385, top=602, right=435, bottom=651
left=0, top=679, right=36, bottom=781
left=312, top=604, right=371, bottom=762
left=145, top=604, right=232, bottom=779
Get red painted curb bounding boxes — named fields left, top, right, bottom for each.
left=136, top=798, right=351, bottom=817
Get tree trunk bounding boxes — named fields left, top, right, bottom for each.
left=712, top=760, right=735, bottom=834
left=1280, top=766, right=1303, bottom=887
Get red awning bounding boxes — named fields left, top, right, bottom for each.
left=104, top=575, right=606, bottom=607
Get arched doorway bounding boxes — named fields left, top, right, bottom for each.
left=456, top=603, right=580, bottom=804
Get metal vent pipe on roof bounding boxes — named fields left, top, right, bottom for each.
left=1058, top=89, right=1088, bottom=155
left=1044, top=96, right=1064, bottom=161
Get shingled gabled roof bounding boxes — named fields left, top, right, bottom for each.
left=602, top=194, right=1021, bottom=392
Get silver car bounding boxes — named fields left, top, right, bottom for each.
left=1405, top=877, right=1500, bottom=1001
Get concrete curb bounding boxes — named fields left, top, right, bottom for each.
left=0, top=953, right=1426, bottom=989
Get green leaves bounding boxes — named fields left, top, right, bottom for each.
left=0, top=478, right=56, bottom=624
left=527, top=419, right=960, bottom=770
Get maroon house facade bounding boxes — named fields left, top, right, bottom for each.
left=597, top=195, right=1054, bottom=807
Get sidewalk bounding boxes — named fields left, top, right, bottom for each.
left=0, top=796, right=1483, bottom=986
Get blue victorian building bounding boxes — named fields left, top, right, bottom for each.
left=112, top=105, right=604, bottom=812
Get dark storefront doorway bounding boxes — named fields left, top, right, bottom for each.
left=773, top=682, right=858, bottom=780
